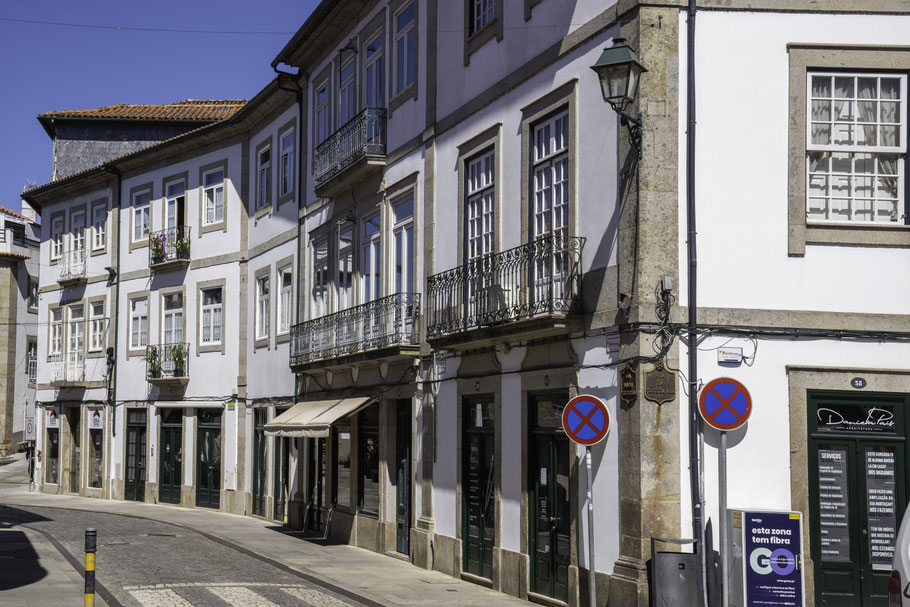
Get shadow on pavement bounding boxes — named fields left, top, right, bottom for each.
left=0, top=529, right=47, bottom=590
left=0, top=505, right=53, bottom=529
left=263, top=524, right=336, bottom=546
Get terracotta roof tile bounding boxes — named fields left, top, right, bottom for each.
left=0, top=206, right=38, bottom=224
left=40, top=99, right=247, bottom=122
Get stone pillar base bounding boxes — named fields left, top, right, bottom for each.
left=412, top=516, right=435, bottom=569
left=607, top=556, right=649, bottom=607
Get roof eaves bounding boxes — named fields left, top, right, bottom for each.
left=271, top=0, right=337, bottom=68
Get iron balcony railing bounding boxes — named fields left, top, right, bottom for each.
left=146, top=342, right=190, bottom=381
left=27, top=353, right=36, bottom=384
left=426, top=235, right=584, bottom=337
left=50, top=351, right=85, bottom=383
left=58, top=249, right=86, bottom=282
left=290, top=292, right=420, bottom=367
left=313, top=107, right=387, bottom=188
left=149, top=226, right=191, bottom=267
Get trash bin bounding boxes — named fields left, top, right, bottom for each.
left=650, top=537, right=701, bottom=607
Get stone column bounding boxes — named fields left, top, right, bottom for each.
left=608, top=7, right=684, bottom=607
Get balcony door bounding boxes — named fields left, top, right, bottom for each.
left=165, top=180, right=186, bottom=233
left=362, top=214, right=382, bottom=345
left=71, top=210, right=85, bottom=255
left=392, top=198, right=415, bottom=338
left=465, top=151, right=496, bottom=322
left=67, top=305, right=84, bottom=381
left=339, top=60, right=357, bottom=126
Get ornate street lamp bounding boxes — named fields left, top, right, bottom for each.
left=591, top=38, right=647, bottom=154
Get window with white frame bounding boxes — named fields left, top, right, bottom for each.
left=280, top=129, right=295, bottom=197
left=27, top=278, right=37, bottom=310
left=339, top=60, right=357, bottom=126
left=807, top=72, right=907, bottom=223
left=133, top=190, right=151, bottom=242
left=165, top=180, right=185, bottom=232
left=315, top=83, right=331, bottom=145
left=312, top=239, right=329, bottom=319
left=337, top=226, right=354, bottom=310
left=362, top=214, right=381, bottom=303
left=51, top=216, right=65, bottom=260
left=256, top=276, right=270, bottom=340
left=162, top=293, right=183, bottom=344
left=203, top=168, right=225, bottom=225
left=68, top=304, right=84, bottom=356
left=92, top=204, right=106, bottom=250
left=71, top=210, right=85, bottom=253
left=89, top=301, right=105, bottom=352
left=466, top=150, right=495, bottom=261
left=393, top=197, right=414, bottom=295
left=532, top=111, right=570, bottom=242
left=394, top=4, right=416, bottom=96
left=468, top=0, right=496, bottom=36
left=130, top=298, right=148, bottom=349
left=50, top=309, right=63, bottom=355
left=201, top=287, right=223, bottom=345
left=257, top=147, right=271, bottom=210
left=278, top=267, right=292, bottom=334
left=364, top=32, right=384, bottom=108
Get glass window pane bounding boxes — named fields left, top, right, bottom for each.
left=807, top=198, right=827, bottom=220
left=881, top=78, right=900, bottom=100
left=811, top=124, right=831, bottom=145
left=834, top=77, right=854, bottom=99
left=830, top=198, right=851, bottom=221
left=881, top=125, right=900, bottom=147
left=831, top=153, right=851, bottom=173
left=811, top=100, right=831, bottom=122
left=811, top=75, right=831, bottom=98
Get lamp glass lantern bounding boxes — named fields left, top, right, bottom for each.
left=591, top=38, right=647, bottom=116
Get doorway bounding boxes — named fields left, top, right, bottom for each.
left=307, top=437, right=327, bottom=533
left=158, top=409, right=182, bottom=505
left=125, top=409, right=147, bottom=501
left=462, top=395, right=495, bottom=580
left=809, top=392, right=908, bottom=606
left=274, top=435, right=289, bottom=522
left=67, top=409, right=81, bottom=493
left=196, top=410, right=222, bottom=509
left=252, top=409, right=267, bottom=517
left=396, top=400, right=412, bottom=555
left=529, top=393, right=571, bottom=602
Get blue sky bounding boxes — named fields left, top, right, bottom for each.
left=0, top=0, right=320, bottom=215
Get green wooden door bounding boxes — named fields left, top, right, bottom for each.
left=809, top=392, right=908, bottom=607
left=125, top=409, right=147, bottom=502
left=529, top=394, right=571, bottom=602
left=462, top=397, right=495, bottom=580
left=307, top=437, right=326, bottom=532
left=159, top=411, right=182, bottom=505
left=196, top=410, right=222, bottom=509
left=252, top=409, right=267, bottom=517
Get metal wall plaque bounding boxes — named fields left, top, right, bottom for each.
left=645, top=365, right=676, bottom=404
left=620, top=365, right=637, bottom=405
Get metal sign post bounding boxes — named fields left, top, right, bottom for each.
left=699, top=378, right=752, bottom=607
left=562, top=394, right=611, bottom=607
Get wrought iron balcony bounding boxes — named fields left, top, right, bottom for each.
left=313, top=107, right=387, bottom=196
left=146, top=342, right=190, bottom=383
left=149, top=226, right=191, bottom=270
left=290, top=292, right=420, bottom=369
left=50, top=351, right=85, bottom=384
left=426, top=235, right=584, bottom=341
left=58, top=249, right=86, bottom=285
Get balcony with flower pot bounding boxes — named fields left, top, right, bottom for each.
left=146, top=342, right=190, bottom=386
left=148, top=226, right=191, bottom=272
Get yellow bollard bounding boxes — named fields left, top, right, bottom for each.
left=84, top=528, right=96, bottom=607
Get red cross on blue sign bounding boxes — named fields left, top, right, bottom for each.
left=562, top=395, right=611, bottom=446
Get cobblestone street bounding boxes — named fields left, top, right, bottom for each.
left=1, top=503, right=366, bottom=607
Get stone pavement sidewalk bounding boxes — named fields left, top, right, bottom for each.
left=0, top=457, right=527, bottom=607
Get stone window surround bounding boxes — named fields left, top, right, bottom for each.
left=275, top=254, right=295, bottom=344
left=89, top=197, right=108, bottom=257
left=389, top=0, right=419, bottom=115
left=463, top=0, right=504, bottom=67
left=386, top=172, right=419, bottom=296
left=86, top=294, right=108, bottom=359
left=196, top=277, right=227, bottom=355
left=520, top=78, right=578, bottom=245
left=359, top=9, right=387, bottom=110
left=277, top=117, right=298, bottom=208
left=456, top=123, right=502, bottom=266
left=49, top=210, right=65, bottom=264
left=788, top=44, right=910, bottom=255
left=309, top=229, right=331, bottom=320
left=312, top=64, right=334, bottom=151
left=198, top=158, right=229, bottom=235
left=158, top=284, right=187, bottom=350
left=128, top=182, right=154, bottom=252
left=46, top=305, right=62, bottom=363
left=255, top=136, right=275, bottom=220
left=254, top=265, right=272, bottom=350
left=160, top=171, right=190, bottom=234
left=126, top=290, right=151, bottom=359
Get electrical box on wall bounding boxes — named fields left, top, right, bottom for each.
left=717, top=347, right=743, bottom=365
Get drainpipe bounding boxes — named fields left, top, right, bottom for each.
left=685, top=2, right=707, bottom=606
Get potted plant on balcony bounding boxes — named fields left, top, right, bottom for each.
left=171, top=343, right=186, bottom=377
left=151, top=233, right=167, bottom=264
left=147, top=346, right=161, bottom=378
left=174, top=235, right=190, bottom=260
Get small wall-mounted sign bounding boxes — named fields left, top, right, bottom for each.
left=851, top=377, right=867, bottom=389
left=620, top=364, right=637, bottom=405
left=717, top=347, right=743, bottom=365
left=606, top=332, right=621, bottom=354
left=645, top=365, right=677, bottom=404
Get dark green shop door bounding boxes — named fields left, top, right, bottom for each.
left=809, top=392, right=908, bottom=607
left=252, top=409, right=267, bottom=517
left=396, top=400, right=412, bottom=555
left=196, top=410, right=222, bottom=509
left=530, top=394, right=570, bottom=602
left=159, top=410, right=182, bottom=505
left=125, top=409, right=147, bottom=502
left=463, top=396, right=494, bottom=580
left=307, top=437, right=326, bottom=533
